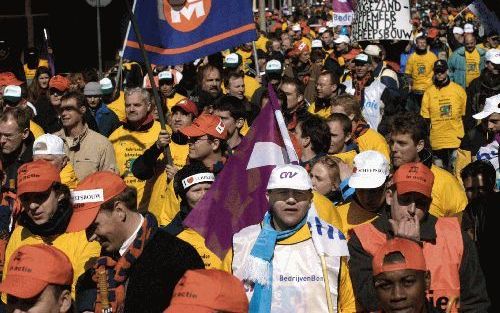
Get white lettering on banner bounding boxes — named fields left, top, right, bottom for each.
left=71, top=189, right=104, bottom=204
left=352, top=0, right=412, bottom=41
left=171, top=0, right=205, bottom=23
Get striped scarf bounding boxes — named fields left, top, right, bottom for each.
left=92, top=213, right=157, bottom=313
left=353, top=73, right=372, bottom=102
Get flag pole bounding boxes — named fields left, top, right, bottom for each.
left=122, top=0, right=173, bottom=165
left=252, top=41, right=260, bottom=77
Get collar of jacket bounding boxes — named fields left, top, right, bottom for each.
left=123, top=114, right=155, bottom=132
left=61, top=124, right=89, bottom=150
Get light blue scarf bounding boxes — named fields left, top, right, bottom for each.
left=246, top=212, right=308, bottom=313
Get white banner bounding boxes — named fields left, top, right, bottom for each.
left=468, top=0, right=500, bottom=35
left=333, top=12, right=354, bottom=26
left=352, top=0, right=412, bottom=41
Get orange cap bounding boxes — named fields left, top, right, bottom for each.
left=392, top=162, right=434, bottom=198
left=180, top=114, right=227, bottom=140
left=164, top=269, right=248, bottom=313
left=49, top=75, right=70, bottom=92
left=372, top=238, right=427, bottom=276
left=17, top=160, right=61, bottom=196
left=0, top=72, right=23, bottom=86
left=172, top=98, right=199, bottom=117
left=0, top=244, right=73, bottom=299
left=66, top=171, right=127, bottom=232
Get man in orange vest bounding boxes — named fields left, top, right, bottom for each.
left=348, top=162, right=490, bottom=312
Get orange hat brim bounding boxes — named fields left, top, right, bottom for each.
left=0, top=275, right=48, bottom=299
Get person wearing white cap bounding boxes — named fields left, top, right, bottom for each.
left=473, top=94, right=500, bottom=129
left=451, top=27, right=465, bottom=50
left=448, top=34, right=486, bottom=89
left=157, top=70, right=186, bottom=112
left=222, top=53, right=261, bottom=101
left=335, top=150, right=391, bottom=236
left=224, top=164, right=356, bottom=313
left=333, top=35, right=351, bottom=57
left=463, top=23, right=474, bottom=34
left=32, top=133, right=79, bottom=189
left=291, top=24, right=312, bottom=49
left=364, top=44, right=399, bottom=90
left=463, top=48, right=500, bottom=132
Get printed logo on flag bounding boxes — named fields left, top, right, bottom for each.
left=162, top=0, right=212, bottom=32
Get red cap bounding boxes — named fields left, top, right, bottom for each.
left=180, top=114, right=227, bottom=140
left=172, top=98, right=199, bottom=117
left=66, top=171, right=127, bottom=232
left=0, top=244, right=73, bottom=299
left=0, top=72, right=23, bottom=86
left=392, top=163, right=434, bottom=198
left=372, top=238, right=427, bottom=276
left=49, top=75, right=70, bottom=92
left=164, top=269, right=248, bottom=313
left=288, top=41, right=310, bottom=58
left=17, top=160, right=61, bottom=196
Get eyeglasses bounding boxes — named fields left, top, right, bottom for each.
left=186, top=137, right=211, bottom=144
left=269, top=189, right=312, bottom=202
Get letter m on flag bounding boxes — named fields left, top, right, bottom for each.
left=124, top=0, right=257, bottom=66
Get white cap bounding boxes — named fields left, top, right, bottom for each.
left=292, top=24, right=301, bottom=32
left=311, top=39, right=323, bottom=48
left=267, top=164, right=312, bottom=190
left=453, top=27, right=464, bottom=35
left=326, top=20, right=334, bottom=28
left=354, top=53, right=370, bottom=63
left=99, top=77, right=113, bottom=95
left=364, top=44, right=381, bottom=57
left=334, top=34, right=350, bottom=44
left=348, top=151, right=390, bottom=189
left=464, top=23, right=474, bottom=33
left=158, top=70, right=173, bottom=81
left=33, top=134, right=65, bottom=156
left=265, top=59, right=282, bottom=73
left=224, top=53, right=241, bottom=68
left=473, top=94, right=500, bottom=120
left=485, top=48, right=500, bottom=65
left=318, top=27, right=327, bottom=34
left=3, top=85, right=21, bottom=101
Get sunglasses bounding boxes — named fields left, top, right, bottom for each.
left=269, top=189, right=312, bottom=202
left=49, top=89, right=63, bottom=96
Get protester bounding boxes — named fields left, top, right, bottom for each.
left=348, top=162, right=490, bottom=312
left=294, top=113, right=330, bottom=171
left=3, top=160, right=100, bottom=299
left=308, top=70, right=343, bottom=118
left=0, top=107, right=34, bottom=192
left=68, top=171, right=204, bottom=312
left=309, top=155, right=342, bottom=204
left=27, top=66, right=51, bottom=104
left=223, top=53, right=260, bottom=101
left=372, top=238, right=441, bottom=313
left=158, top=70, right=186, bottom=111
left=223, top=164, right=355, bottom=312
left=421, top=59, right=466, bottom=172
left=448, top=34, right=486, bottom=89
left=83, top=81, right=120, bottom=137
left=165, top=269, right=248, bottom=313
left=0, top=244, right=74, bottom=313
left=54, top=91, right=117, bottom=181
left=213, top=95, right=246, bottom=150
left=326, top=112, right=357, bottom=165
left=32, top=133, right=78, bottom=189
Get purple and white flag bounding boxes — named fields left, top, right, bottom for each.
left=332, top=0, right=354, bottom=26
left=184, top=85, right=298, bottom=259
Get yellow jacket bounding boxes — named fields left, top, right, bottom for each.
left=307, top=102, right=331, bottom=118
left=356, top=128, right=391, bottom=162
left=332, top=150, right=357, bottom=167
left=107, top=91, right=127, bottom=122
left=110, top=121, right=169, bottom=211
left=2, top=226, right=100, bottom=300
left=30, top=120, right=44, bottom=139
left=60, top=163, right=79, bottom=189
left=177, top=228, right=222, bottom=269
left=429, top=165, right=466, bottom=220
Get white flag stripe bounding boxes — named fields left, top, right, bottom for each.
left=246, top=142, right=286, bottom=170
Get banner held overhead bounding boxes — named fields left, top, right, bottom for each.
left=352, top=0, right=412, bottom=41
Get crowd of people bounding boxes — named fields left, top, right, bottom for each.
left=0, top=0, right=497, bottom=312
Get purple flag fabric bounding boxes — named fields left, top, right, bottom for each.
left=332, top=0, right=354, bottom=25
left=184, top=89, right=291, bottom=259
left=333, top=0, right=353, bottom=13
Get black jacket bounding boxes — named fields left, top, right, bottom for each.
left=1, top=133, right=34, bottom=193
left=348, top=209, right=490, bottom=313
left=76, top=227, right=204, bottom=313
left=464, top=70, right=500, bottom=132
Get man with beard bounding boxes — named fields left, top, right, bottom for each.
left=421, top=60, right=466, bottom=172
left=308, top=70, right=343, bottom=118
left=449, top=34, right=486, bottom=89
left=464, top=48, right=500, bottom=132
left=190, top=64, right=223, bottom=114
left=404, top=36, right=437, bottom=112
